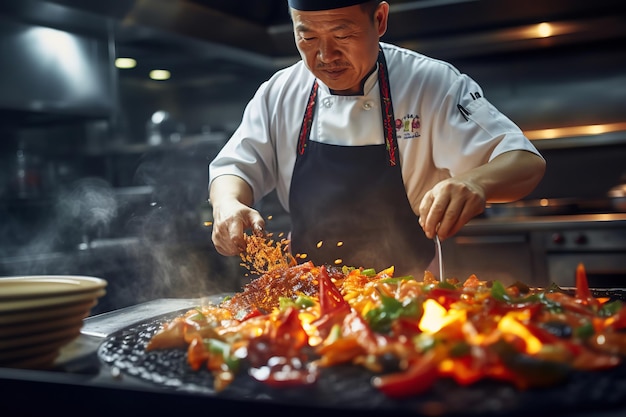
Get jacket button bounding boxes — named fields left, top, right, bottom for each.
left=363, top=100, right=374, bottom=110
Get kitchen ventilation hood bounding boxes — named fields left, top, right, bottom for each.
left=0, top=11, right=113, bottom=126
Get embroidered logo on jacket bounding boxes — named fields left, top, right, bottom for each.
left=395, top=114, right=421, bottom=140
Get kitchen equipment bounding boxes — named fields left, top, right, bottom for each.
left=1, top=293, right=626, bottom=417
left=0, top=275, right=106, bottom=369
left=8, top=144, right=42, bottom=199
left=453, top=198, right=626, bottom=288
left=434, top=234, right=444, bottom=281
left=608, top=181, right=626, bottom=212
left=94, top=292, right=626, bottom=417
left=544, top=227, right=626, bottom=288
left=484, top=198, right=580, bottom=218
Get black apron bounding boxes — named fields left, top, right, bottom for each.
left=289, top=49, right=433, bottom=277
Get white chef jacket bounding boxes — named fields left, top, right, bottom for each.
left=209, top=42, right=542, bottom=214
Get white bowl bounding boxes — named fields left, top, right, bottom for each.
left=0, top=275, right=107, bottom=369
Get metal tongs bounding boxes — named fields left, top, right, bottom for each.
left=433, top=234, right=444, bottom=282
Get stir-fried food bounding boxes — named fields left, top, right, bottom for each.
left=146, top=259, right=626, bottom=398
left=238, top=232, right=296, bottom=276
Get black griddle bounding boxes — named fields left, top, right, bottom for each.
left=96, top=289, right=626, bottom=417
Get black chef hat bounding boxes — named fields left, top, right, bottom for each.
left=288, top=0, right=372, bottom=11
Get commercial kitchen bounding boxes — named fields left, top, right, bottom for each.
left=1, top=0, right=626, bottom=416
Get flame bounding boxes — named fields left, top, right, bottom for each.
left=251, top=326, right=264, bottom=337
left=419, top=301, right=544, bottom=355
left=497, top=311, right=543, bottom=354
left=418, top=299, right=466, bottom=334
left=299, top=311, right=322, bottom=346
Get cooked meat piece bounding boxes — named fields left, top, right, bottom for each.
left=222, top=261, right=346, bottom=314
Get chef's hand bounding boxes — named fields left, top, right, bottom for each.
left=418, top=150, right=546, bottom=240
left=211, top=200, right=265, bottom=256
left=418, top=177, right=485, bottom=241
left=209, top=175, right=265, bottom=256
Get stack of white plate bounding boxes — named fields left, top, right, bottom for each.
left=0, top=275, right=107, bottom=370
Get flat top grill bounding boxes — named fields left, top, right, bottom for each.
left=3, top=296, right=626, bottom=417
left=96, top=291, right=626, bottom=417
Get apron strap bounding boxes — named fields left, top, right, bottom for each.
left=297, top=82, right=319, bottom=155
left=377, top=49, right=398, bottom=166
left=297, top=48, right=398, bottom=166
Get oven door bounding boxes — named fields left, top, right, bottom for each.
left=547, top=252, right=626, bottom=288
left=444, top=233, right=546, bottom=286
left=544, top=228, right=626, bottom=288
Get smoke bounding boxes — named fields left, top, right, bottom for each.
left=56, top=177, right=118, bottom=242
left=0, top=144, right=242, bottom=314
left=119, top=147, right=242, bottom=307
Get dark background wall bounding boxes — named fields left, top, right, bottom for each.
left=1, top=0, right=625, bottom=314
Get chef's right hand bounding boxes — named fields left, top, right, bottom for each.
left=211, top=199, right=265, bottom=256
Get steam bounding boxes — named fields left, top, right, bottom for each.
left=56, top=177, right=118, bottom=242
left=1, top=146, right=242, bottom=314
left=125, top=153, right=239, bottom=305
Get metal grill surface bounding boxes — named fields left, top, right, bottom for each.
left=98, top=304, right=626, bottom=417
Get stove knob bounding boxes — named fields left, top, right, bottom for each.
left=552, top=233, right=565, bottom=245
left=575, top=233, right=588, bottom=245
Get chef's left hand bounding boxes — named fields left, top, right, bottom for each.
left=418, top=150, right=546, bottom=240
left=418, top=177, right=485, bottom=241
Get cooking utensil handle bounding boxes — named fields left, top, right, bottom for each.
left=434, top=234, right=444, bottom=282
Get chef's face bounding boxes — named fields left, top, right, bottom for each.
left=291, top=2, right=389, bottom=95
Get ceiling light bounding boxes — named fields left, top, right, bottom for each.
left=536, top=22, right=553, bottom=38
left=150, top=110, right=169, bottom=124
left=149, top=69, right=171, bottom=81
left=115, top=57, right=137, bottom=69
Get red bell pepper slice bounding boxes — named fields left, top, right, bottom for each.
left=272, top=306, right=309, bottom=353
left=186, top=336, right=210, bottom=371
left=240, top=307, right=266, bottom=321
left=427, top=287, right=463, bottom=309
left=319, top=265, right=350, bottom=315
left=524, top=321, right=583, bottom=356
left=342, top=309, right=380, bottom=352
left=441, top=357, right=486, bottom=386
left=606, top=304, right=626, bottom=331
left=391, top=317, right=423, bottom=338
left=248, top=307, right=318, bottom=387
left=371, top=351, right=439, bottom=398
left=313, top=266, right=351, bottom=335
left=575, top=263, right=599, bottom=308
left=545, top=292, right=597, bottom=317
left=485, top=298, right=543, bottom=317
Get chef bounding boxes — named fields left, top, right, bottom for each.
left=208, top=0, right=546, bottom=276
